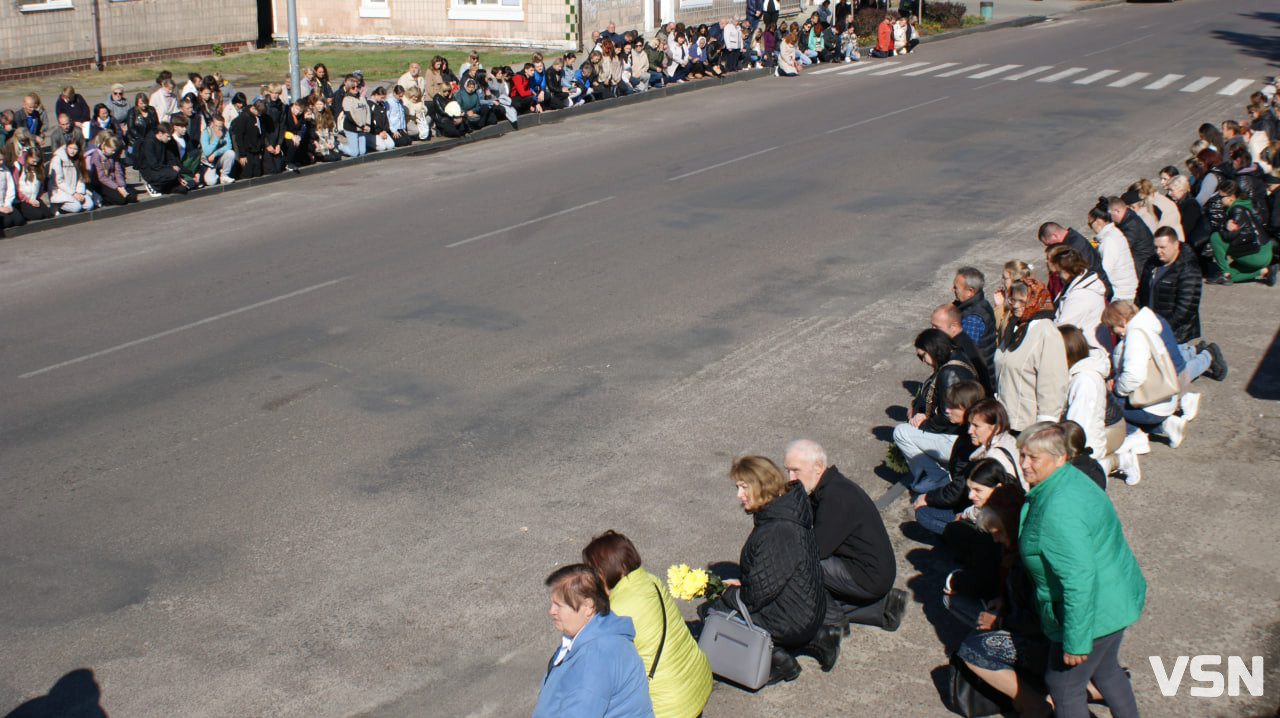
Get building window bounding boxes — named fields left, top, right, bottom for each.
left=678, top=0, right=712, bottom=8
left=359, top=0, right=390, bottom=18
left=19, top=0, right=73, bottom=12
left=448, top=0, right=523, bottom=22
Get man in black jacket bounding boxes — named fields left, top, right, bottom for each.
left=785, top=440, right=907, bottom=634
left=1137, top=227, right=1226, bottom=381
left=931, top=304, right=993, bottom=395
left=230, top=100, right=265, bottom=179
left=1111, top=195, right=1156, bottom=271
left=1038, top=221, right=1114, bottom=300
left=136, top=122, right=193, bottom=195
left=951, top=267, right=998, bottom=379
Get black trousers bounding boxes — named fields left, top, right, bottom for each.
left=821, top=556, right=892, bottom=627
left=19, top=202, right=54, bottom=221
left=237, top=154, right=264, bottom=179
left=1, top=208, right=26, bottom=227
left=94, top=184, right=137, bottom=205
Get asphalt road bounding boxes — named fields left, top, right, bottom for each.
left=2, top=1, right=1278, bottom=716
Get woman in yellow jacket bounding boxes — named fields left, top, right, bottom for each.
left=583, top=531, right=712, bottom=718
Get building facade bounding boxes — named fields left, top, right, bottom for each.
left=1, top=0, right=259, bottom=82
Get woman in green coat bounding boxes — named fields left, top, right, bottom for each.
left=1016, top=423, right=1145, bottom=718
left=583, top=531, right=712, bottom=718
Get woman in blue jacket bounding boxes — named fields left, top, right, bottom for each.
left=533, top=564, right=655, bottom=718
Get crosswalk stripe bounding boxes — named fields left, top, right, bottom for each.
left=1218, top=79, right=1253, bottom=96
left=905, top=62, right=957, bottom=76
left=937, top=63, right=987, bottom=77
left=970, top=64, right=1021, bottom=79
left=836, top=63, right=887, bottom=76
left=1180, top=76, right=1219, bottom=93
left=1108, top=72, right=1150, bottom=88
left=870, top=61, right=931, bottom=76
left=807, top=64, right=848, bottom=75
left=1003, top=65, right=1054, bottom=81
left=1144, top=73, right=1184, bottom=90
left=1074, top=69, right=1119, bottom=85
left=1038, top=67, right=1087, bottom=83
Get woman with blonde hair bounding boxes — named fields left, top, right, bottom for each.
left=991, top=260, right=1034, bottom=335
left=85, top=130, right=135, bottom=205
left=1128, top=178, right=1182, bottom=242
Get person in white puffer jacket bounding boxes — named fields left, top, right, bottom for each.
left=48, top=140, right=97, bottom=214
left=1087, top=203, right=1138, bottom=302
left=1103, top=301, right=1187, bottom=453
left=1048, top=245, right=1109, bottom=351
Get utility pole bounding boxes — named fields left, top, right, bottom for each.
left=287, top=0, right=301, bottom=101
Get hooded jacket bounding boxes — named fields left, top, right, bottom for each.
left=1093, top=222, right=1137, bottom=303
left=1115, top=208, right=1155, bottom=271
left=1054, top=271, right=1108, bottom=350
left=533, top=611, right=654, bottom=718
left=1112, top=307, right=1178, bottom=417
left=1136, top=246, right=1201, bottom=344
left=1064, top=352, right=1111, bottom=460
left=723, top=481, right=825, bottom=648
left=996, top=313, right=1069, bottom=433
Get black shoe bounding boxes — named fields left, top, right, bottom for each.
left=1206, top=343, right=1228, bottom=381
left=1204, top=274, right=1233, bottom=286
left=766, top=648, right=801, bottom=685
left=882, top=588, right=908, bottom=632
left=1264, top=263, right=1279, bottom=287
left=804, top=625, right=842, bottom=672
left=1195, top=340, right=1208, bottom=354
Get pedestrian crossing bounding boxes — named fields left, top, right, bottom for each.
left=807, top=58, right=1256, bottom=96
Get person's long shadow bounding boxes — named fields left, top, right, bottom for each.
left=1212, top=11, right=1280, bottom=65
left=4, top=669, right=109, bottom=718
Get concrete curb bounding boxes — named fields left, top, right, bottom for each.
left=3, top=68, right=770, bottom=239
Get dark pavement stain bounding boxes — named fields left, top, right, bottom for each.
left=644, top=326, right=735, bottom=361
left=0, top=555, right=154, bottom=627
left=262, top=381, right=326, bottom=411
left=385, top=295, right=523, bottom=332
left=348, top=373, right=441, bottom=413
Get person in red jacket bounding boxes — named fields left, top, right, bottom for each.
left=871, top=13, right=895, bottom=58
left=509, top=63, right=543, bottom=115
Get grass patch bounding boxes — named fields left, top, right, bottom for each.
left=2, top=46, right=541, bottom=94
left=962, top=14, right=985, bottom=26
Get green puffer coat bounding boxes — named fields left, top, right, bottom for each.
left=1019, top=462, right=1146, bottom=656
left=609, top=568, right=711, bottom=718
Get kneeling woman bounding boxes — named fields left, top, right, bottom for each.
left=582, top=531, right=711, bottom=718
left=533, top=564, right=655, bottom=718
left=706, top=456, right=826, bottom=685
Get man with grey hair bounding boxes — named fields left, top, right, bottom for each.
left=784, top=439, right=907, bottom=635
left=952, top=267, right=998, bottom=377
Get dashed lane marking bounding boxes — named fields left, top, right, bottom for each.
left=1074, top=69, right=1120, bottom=85
left=1218, top=79, right=1253, bottom=96
left=1003, top=65, right=1054, bottom=80
left=1180, top=76, right=1218, bottom=93
left=870, top=61, right=931, bottom=76
left=1108, top=71, right=1150, bottom=88
left=1038, top=66, right=1087, bottom=83
left=937, top=63, right=987, bottom=77
left=905, top=62, right=956, bottom=76
left=835, top=62, right=887, bottom=76
left=1144, top=73, right=1184, bottom=90
left=970, top=64, right=1021, bottom=79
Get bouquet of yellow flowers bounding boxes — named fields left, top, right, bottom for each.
left=884, top=443, right=909, bottom=475
left=667, top=564, right=726, bottom=601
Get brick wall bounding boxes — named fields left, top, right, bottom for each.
left=0, top=41, right=255, bottom=83
left=1, top=0, right=257, bottom=76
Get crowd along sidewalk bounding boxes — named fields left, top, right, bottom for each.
left=0, top=0, right=1124, bottom=240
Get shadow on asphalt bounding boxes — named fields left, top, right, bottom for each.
left=3, top=669, right=109, bottom=718
left=1246, top=323, right=1280, bottom=400
left=1213, top=11, right=1280, bottom=66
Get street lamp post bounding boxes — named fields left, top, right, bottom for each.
left=287, top=0, right=301, bottom=101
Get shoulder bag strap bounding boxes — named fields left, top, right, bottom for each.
left=995, top=446, right=1020, bottom=482
left=649, top=584, right=668, bottom=679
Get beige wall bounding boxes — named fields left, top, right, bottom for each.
left=1, top=0, right=258, bottom=70
left=280, top=0, right=576, bottom=51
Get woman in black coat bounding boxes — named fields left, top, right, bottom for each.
left=709, top=455, right=827, bottom=685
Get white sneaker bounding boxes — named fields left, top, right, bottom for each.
left=220, top=175, right=234, bottom=185
left=144, top=182, right=161, bottom=198
left=1180, top=392, right=1200, bottom=421
left=1163, top=414, right=1187, bottom=449
left=1117, top=428, right=1151, bottom=457
left=1118, top=450, right=1142, bottom=485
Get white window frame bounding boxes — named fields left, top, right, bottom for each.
left=678, top=0, right=712, bottom=8
left=359, top=0, right=390, bottom=18
left=19, top=0, right=73, bottom=12
left=448, top=0, right=524, bottom=22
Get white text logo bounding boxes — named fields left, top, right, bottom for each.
left=1149, top=656, right=1264, bottom=697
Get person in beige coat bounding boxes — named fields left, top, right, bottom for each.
left=995, top=278, right=1068, bottom=433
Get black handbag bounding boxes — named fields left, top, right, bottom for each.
left=945, top=653, right=1014, bottom=717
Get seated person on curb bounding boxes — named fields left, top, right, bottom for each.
left=785, top=439, right=907, bottom=636
left=911, top=380, right=988, bottom=534
left=1137, top=226, right=1226, bottom=382
left=0, top=161, right=26, bottom=230
left=1204, top=179, right=1277, bottom=286
left=200, top=115, right=237, bottom=185
left=1037, top=221, right=1113, bottom=301
left=894, top=328, right=977, bottom=492
left=48, top=113, right=84, bottom=153
left=48, top=137, right=97, bottom=214
left=137, top=122, right=194, bottom=195
left=231, top=100, right=267, bottom=179
left=932, top=303, right=993, bottom=395
left=366, top=87, right=400, bottom=152
left=952, top=266, right=999, bottom=381
left=870, top=13, right=895, bottom=58
left=85, top=132, right=137, bottom=205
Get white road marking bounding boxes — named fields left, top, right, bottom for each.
left=836, top=63, right=886, bottom=76
left=1144, top=73, right=1184, bottom=90
left=1003, top=65, right=1054, bottom=81
left=1027, top=18, right=1080, bottom=30
left=936, top=64, right=987, bottom=77
left=1108, top=71, right=1150, bottom=88
left=1218, top=79, right=1254, bottom=96
left=970, top=64, right=1021, bottom=79
left=870, top=61, right=931, bottom=76
left=19, top=277, right=352, bottom=379
left=825, top=96, right=949, bottom=134
left=808, top=64, right=848, bottom=75
left=447, top=197, right=617, bottom=246
left=1074, top=69, right=1120, bottom=85
left=667, top=146, right=780, bottom=182
left=1180, top=76, right=1219, bottom=93
left=1038, top=67, right=1087, bottom=83
left=905, top=62, right=957, bottom=76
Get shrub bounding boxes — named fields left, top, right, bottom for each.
left=852, top=7, right=886, bottom=38
left=924, top=1, right=967, bottom=28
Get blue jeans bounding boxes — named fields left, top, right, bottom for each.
left=1122, top=407, right=1174, bottom=437
left=914, top=505, right=955, bottom=535
left=1180, top=342, right=1210, bottom=381
left=796, top=50, right=813, bottom=66
left=340, top=133, right=367, bottom=157
left=893, top=422, right=957, bottom=492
